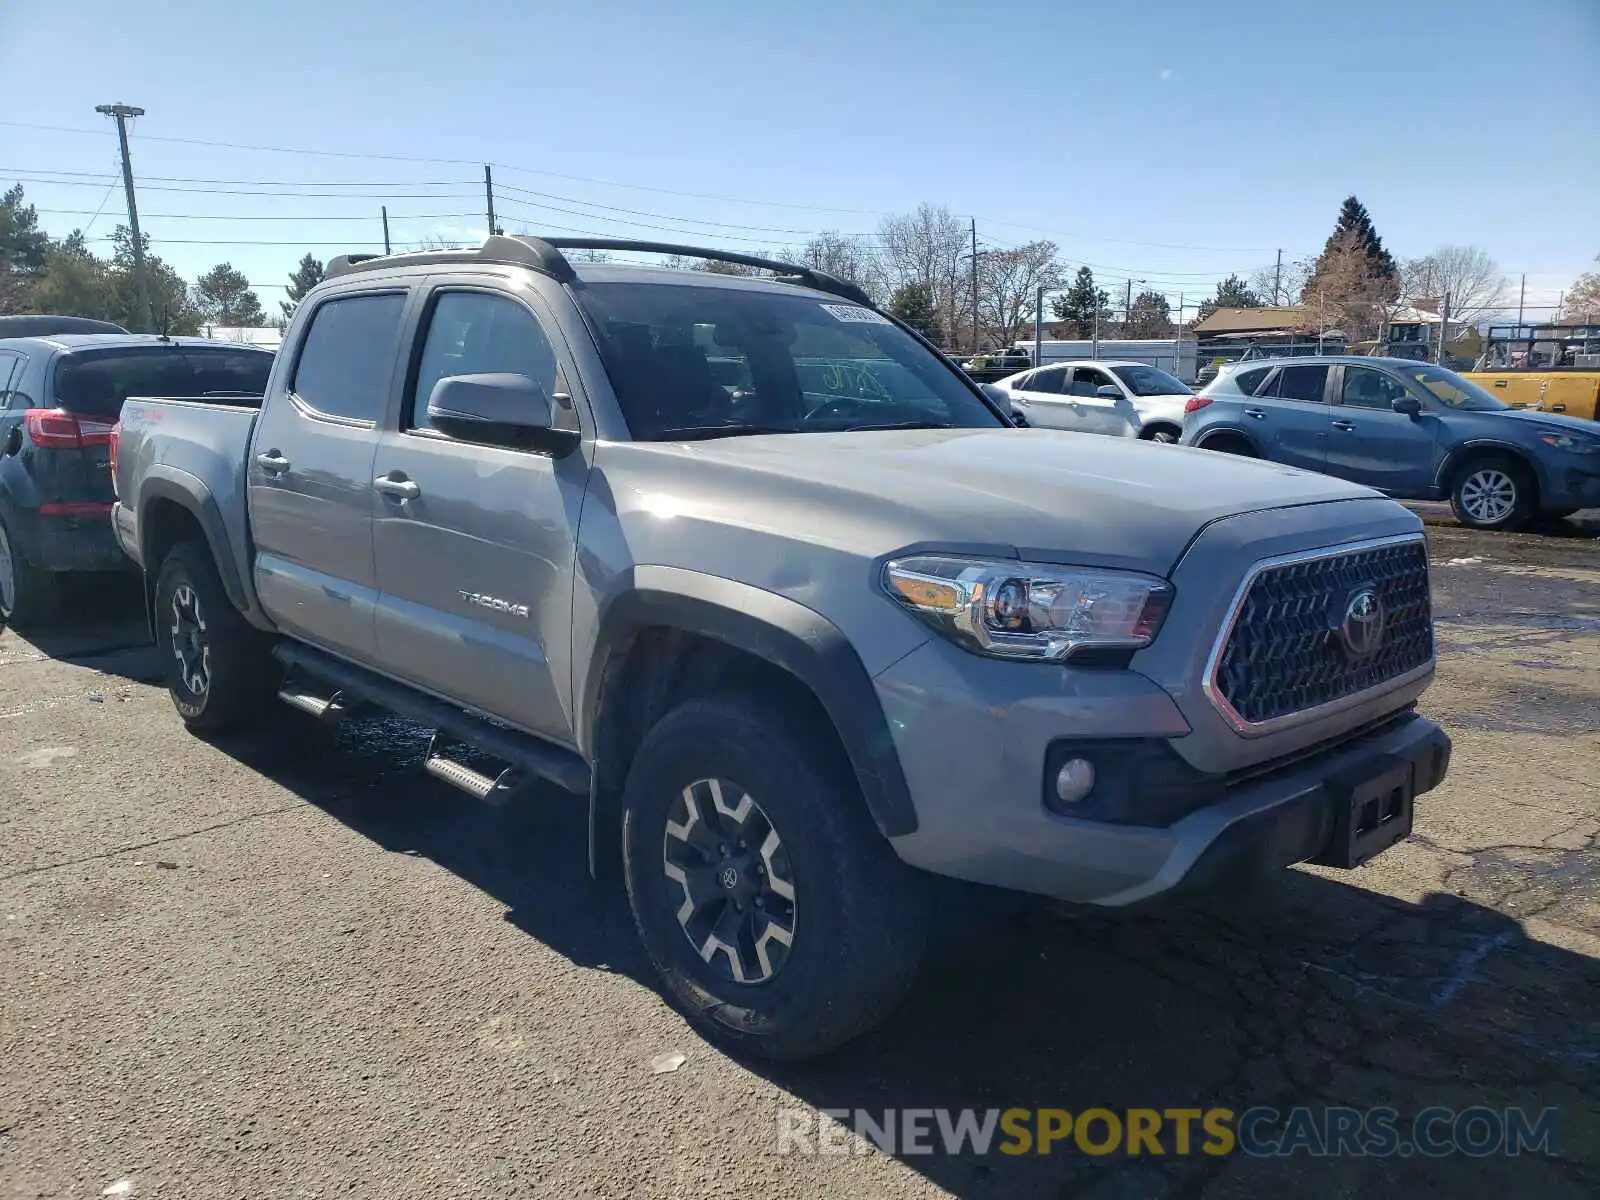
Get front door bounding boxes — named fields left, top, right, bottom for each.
left=248, top=290, right=410, bottom=661
left=1256, top=362, right=1332, bottom=472
left=1324, top=365, right=1439, bottom=494
left=370, top=285, right=588, bottom=744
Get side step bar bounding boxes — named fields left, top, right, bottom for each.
left=277, top=680, right=347, bottom=721
left=423, top=731, right=522, bottom=807
left=271, top=641, right=591, bottom=797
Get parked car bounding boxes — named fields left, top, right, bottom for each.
left=0, top=315, right=130, bottom=338
left=990, top=359, right=1192, bottom=441
left=113, top=236, right=1450, bottom=1061
left=1181, top=355, right=1600, bottom=531
left=0, top=334, right=274, bottom=624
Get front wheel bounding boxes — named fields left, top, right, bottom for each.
left=154, top=542, right=275, bottom=732
left=1451, top=457, right=1534, bottom=531
left=621, top=696, right=928, bottom=1060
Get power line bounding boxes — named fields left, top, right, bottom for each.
left=37, top=208, right=482, bottom=221
left=7, top=175, right=477, bottom=199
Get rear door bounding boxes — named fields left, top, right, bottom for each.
left=1323, top=364, right=1439, bottom=493
left=1252, top=362, right=1332, bottom=471
left=1005, top=365, right=1075, bottom=427
left=370, top=282, right=587, bottom=742
left=248, top=290, right=410, bottom=661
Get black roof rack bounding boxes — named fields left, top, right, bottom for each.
left=324, top=235, right=873, bottom=307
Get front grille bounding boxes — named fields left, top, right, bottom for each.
left=1212, top=540, right=1433, bottom=727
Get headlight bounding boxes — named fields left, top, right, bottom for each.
left=1538, top=432, right=1600, bottom=454
left=882, top=555, right=1173, bottom=661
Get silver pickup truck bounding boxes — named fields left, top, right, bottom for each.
left=112, top=236, right=1451, bottom=1060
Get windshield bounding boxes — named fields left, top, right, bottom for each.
left=575, top=281, right=1006, bottom=440
left=1402, top=364, right=1508, bottom=411
left=1110, top=364, right=1192, bottom=397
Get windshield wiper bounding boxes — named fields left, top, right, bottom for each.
left=656, top=423, right=796, bottom=441
left=839, top=419, right=956, bottom=432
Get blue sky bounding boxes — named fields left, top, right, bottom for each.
left=4, top=0, right=1597, bottom=318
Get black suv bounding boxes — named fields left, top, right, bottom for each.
left=0, top=334, right=274, bottom=625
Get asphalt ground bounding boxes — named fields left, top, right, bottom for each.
left=1, top=506, right=1596, bottom=1199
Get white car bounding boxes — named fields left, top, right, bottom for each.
left=991, top=359, right=1193, bottom=442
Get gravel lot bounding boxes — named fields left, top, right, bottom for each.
left=2, top=507, right=1596, bottom=1199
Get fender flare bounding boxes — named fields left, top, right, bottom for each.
left=1195, top=425, right=1264, bottom=455
left=581, top=566, right=918, bottom=839
left=136, top=468, right=268, bottom=630
left=1434, top=440, right=1546, bottom=496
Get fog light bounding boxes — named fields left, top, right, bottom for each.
left=1055, top=758, right=1096, bottom=805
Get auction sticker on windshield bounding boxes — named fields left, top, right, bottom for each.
left=820, top=304, right=892, bottom=324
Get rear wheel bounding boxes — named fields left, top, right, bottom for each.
left=1142, top=424, right=1181, bottom=444
left=1200, top=433, right=1257, bottom=457
left=154, top=542, right=275, bottom=732
left=0, top=513, right=53, bottom=629
left=1451, top=456, right=1534, bottom=531
left=621, top=695, right=927, bottom=1060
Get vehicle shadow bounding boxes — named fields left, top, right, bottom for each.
left=206, top=714, right=1600, bottom=1200
left=0, top=573, right=157, bottom=681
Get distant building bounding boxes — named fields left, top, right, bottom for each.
left=199, top=325, right=282, bottom=351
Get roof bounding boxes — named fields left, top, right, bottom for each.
left=0, top=334, right=275, bottom=355
left=1192, top=306, right=1307, bottom=335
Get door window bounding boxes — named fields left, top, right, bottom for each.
left=410, top=291, right=566, bottom=434
left=1069, top=367, right=1110, bottom=397
left=1026, top=367, right=1067, bottom=394
left=1340, top=366, right=1409, bottom=410
left=290, top=292, right=408, bottom=423
left=1272, top=364, right=1330, bottom=403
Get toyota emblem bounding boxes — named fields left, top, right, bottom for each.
left=1338, top=587, right=1386, bottom=659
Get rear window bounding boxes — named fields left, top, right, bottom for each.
left=1232, top=366, right=1272, bottom=396
left=53, top=346, right=274, bottom=418
left=575, top=282, right=1004, bottom=440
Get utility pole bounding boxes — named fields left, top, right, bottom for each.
left=1273, top=249, right=1283, bottom=305
left=381, top=206, right=392, bottom=255
left=1033, top=285, right=1044, bottom=367
left=1125, top=278, right=1134, bottom=330
left=1175, top=292, right=1185, bottom=378
left=1516, top=273, right=1525, bottom=332
left=95, top=103, right=150, bottom=331
left=970, top=218, right=979, bottom=353
left=484, top=165, right=499, bottom=237
left=1438, top=292, right=1451, bottom=364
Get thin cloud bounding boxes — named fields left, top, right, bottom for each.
left=1159, top=68, right=1173, bottom=80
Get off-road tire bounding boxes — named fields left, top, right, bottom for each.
left=154, top=542, right=274, bottom=732
left=621, top=695, right=928, bottom=1061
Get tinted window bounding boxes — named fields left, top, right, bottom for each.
left=1069, top=367, right=1111, bottom=397
left=1027, top=367, right=1067, bottom=394
left=1233, top=366, right=1272, bottom=396
left=291, top=293, right=407, bottom=422
left=1274, top=364, right=1329, bottom=403
left=54, top=346, right=274, bottom=418
left=0, top=353, right=18, bottom=408
left=1340, top=367, right=1409, bottom=410
left=411, top=291, right=565, bottom=432
left=575, top=283, right=1003, bottom=440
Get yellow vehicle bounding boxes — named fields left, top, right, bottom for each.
left=1462, top=323, right=1600, bottom=421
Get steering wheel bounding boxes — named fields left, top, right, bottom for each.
left=804, top=397, right=875, bottom=423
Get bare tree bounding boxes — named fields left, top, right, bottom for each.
left=974, top=241, right=1063, bottom=348
left=877, top=204, right=969, bottom=348
left=1248, top=256, right=1313, bottom=305
left=1300, top=229, right=1391, bottom=342
left=794, top=231, right=884, bottom=302
left=1566, top=256, right=1600, bottom=322
left=1402, top=245, right=1508, bottom=325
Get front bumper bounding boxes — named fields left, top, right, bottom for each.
left=876, top=640, right=1450, bottom=905
left=1538, top=461, right=1600, bottom=511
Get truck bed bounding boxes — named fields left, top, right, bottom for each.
left=112, top=396, right=262, bottom=599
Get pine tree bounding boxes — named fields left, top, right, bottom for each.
left=1324, top=196, right=1398, bottom=285
left=280, top=253, right=327, bottom=322
left=888, top=282, right=940, bottom=344
left=1197, top=274, right=1264, bottom=320
left=192, top=262, right=266, bottom=327
left=1050, top=266, right=1111, bottom=338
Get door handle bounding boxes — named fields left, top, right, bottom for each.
left=374, top=474, right=421, bottom=500
left=255, top=450, right=290, bottom=474
left=1243, top=408, right=1267, bottom=420
left=1331, top=420, right=1356, bottom=432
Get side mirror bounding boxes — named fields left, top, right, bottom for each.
left=1095, top=384, right=1123, bottom=400
left=1392, top=395, right=1423, bottom=418
left=427, top=373, right=578, bottom=454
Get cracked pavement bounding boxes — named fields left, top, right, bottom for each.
left=1, top=507, right=1596, bottom=1199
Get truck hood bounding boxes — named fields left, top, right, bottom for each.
left=633, top=428, right=1379, bottom=575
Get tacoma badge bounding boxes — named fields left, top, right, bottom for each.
left=459, top=591, right=530, bottom=618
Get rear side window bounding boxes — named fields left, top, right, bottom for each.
left=1025, top=368, right=1066, bottom=394
left=291, top=293, right=407, bottom=423
left=1233, top=366, right=1272, bottom=396
left=1272, top=364, right=1329, bottom=403
left=0, top=352, right=20, bottom=408
left=54, top=347, right=274, bottom=418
